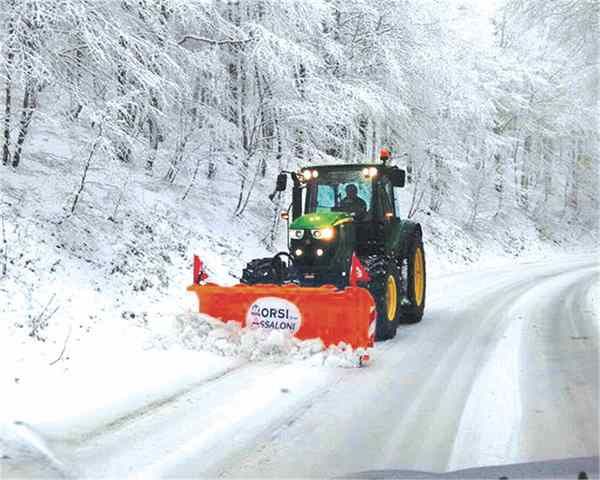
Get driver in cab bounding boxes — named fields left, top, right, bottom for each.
left=340, top=184, right=367, bottom=218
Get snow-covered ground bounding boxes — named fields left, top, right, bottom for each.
left=1, top=128, right=598, bottom=476
left=1, top=254, right=597, bottom=477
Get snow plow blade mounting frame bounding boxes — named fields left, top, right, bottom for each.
left=187, top=283, right=376, bottom=349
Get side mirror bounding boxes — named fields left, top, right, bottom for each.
left=275, top=173, right=287, bottom=192
left=269, top=172, right=288, bottom=201
left=388, top=167, right=406, bottom=187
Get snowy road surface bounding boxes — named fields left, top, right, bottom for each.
left=3, top=256, right=599, bottom=477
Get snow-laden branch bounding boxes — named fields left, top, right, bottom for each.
left=178, top=35, right=252, bottom=47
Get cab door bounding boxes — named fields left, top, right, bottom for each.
left=378, top=177, right=402, bottom=257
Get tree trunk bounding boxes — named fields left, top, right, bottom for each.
left=235, top=55, right=249, bottom=213
left=543, top=137, right=553, bottom=204
left=12, top=81, right=37, bottom=168
left=70, top=135, right=101, bottom=215
left=468, top=155, right=487, bottom=228
left=357, top=116, right=368, bottom=155
left=267, top=116, right=283, bottom=248
left=428, top=152, right=443, bottom=213
left=255, top=66, right=270, bottom=179
left=567, top=139, right=580, bottom=211
left=406, top=149, right=414, bottom=184
left=370, top=121, right=377, bottom=162
left=560, top=139, right=570, bottom=216
left=2, top=70, right=12, bottom=166
left=236, top=66, right=272, bottom=217
left=145, top=95, right=160, bottom=174
left=511, top=139, right=520, bottom=205
left=166, top=127, right=187, bottom=183
left=166, top=76, right=203, bottom=182
left=68, top=44, right=84, bottom=120
left=2, top=18, right=14, bottom=167
left=494, top=152, right=504, bottom=215
left=519, top=135, right=531, bottom=209
left=116, top=39, right=132, bottom=164
left=492, top=122, right=504, bottom=215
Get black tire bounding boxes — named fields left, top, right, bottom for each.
left=398, top=235, right=426, bottom=324
left=363, top=255, right=401, bottom=341
left=241, top=257, right=270, bottom=284
left=241, top=255, right=287, bottom=285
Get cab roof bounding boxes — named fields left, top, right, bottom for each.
left=301, top=163, right=387, bottom=170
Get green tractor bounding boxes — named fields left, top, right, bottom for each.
left=240, top=150, right=426, bottom=341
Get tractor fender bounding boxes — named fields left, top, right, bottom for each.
left=396, top=220, right=422, bottom=258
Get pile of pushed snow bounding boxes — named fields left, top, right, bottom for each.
left=175, top=312, right=370, bottom=368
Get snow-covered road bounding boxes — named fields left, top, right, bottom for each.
left=3, top=256, right=598, bottom=478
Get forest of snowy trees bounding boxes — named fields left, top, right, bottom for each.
left=1, top=0, right=598, bottom=238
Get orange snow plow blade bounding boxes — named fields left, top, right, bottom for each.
left=187, top=283, right=376, bottom=349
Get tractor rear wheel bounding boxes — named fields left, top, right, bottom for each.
left=398, top=235, right=426, bottom=324
left=363, top=255, right=400, bottom=341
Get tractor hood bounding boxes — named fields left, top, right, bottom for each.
left=289, top=212, right=351, bottom=229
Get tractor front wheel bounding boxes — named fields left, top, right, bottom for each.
left=364, top=256, right=400, bottom=341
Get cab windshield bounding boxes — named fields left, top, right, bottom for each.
left=305, top=169, right=372, bottom=217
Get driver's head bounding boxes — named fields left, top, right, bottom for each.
left=345, top=184, right=358, bottom=199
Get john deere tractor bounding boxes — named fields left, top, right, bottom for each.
left=240, top=150, right=426, bottom=341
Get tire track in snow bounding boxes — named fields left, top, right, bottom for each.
left=448, top=264, right=599, bottom=470
left=517, top=267, right=599, bottom=462
left=75, top=361, right=342, bottom=478
left=70, top=359, right=250, bottom=445
left=380, top=272, right=561, bottom=471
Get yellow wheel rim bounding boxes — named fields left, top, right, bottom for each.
left=414, top=247, right=425, bottom=306
left=386, top=274, right=397, bottom=321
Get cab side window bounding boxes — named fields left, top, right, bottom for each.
left=316, top=184, right=335, bottom=211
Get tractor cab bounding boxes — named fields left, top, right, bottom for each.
left=297, top=163, right=406, bottom=257
left=269, top=150, right=407, bottom=288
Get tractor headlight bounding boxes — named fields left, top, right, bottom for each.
left=362, top=167, right=378, bottom=178
left=301, top=169, right=319, bottom=180
left=311, top=227, right=334, bottom=240
left=290, top=229, right=305, bottom=240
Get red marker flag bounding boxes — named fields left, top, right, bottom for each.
left=193, top=255, right=209, bottom=284
left=349, top=253, right=370, bottom=286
